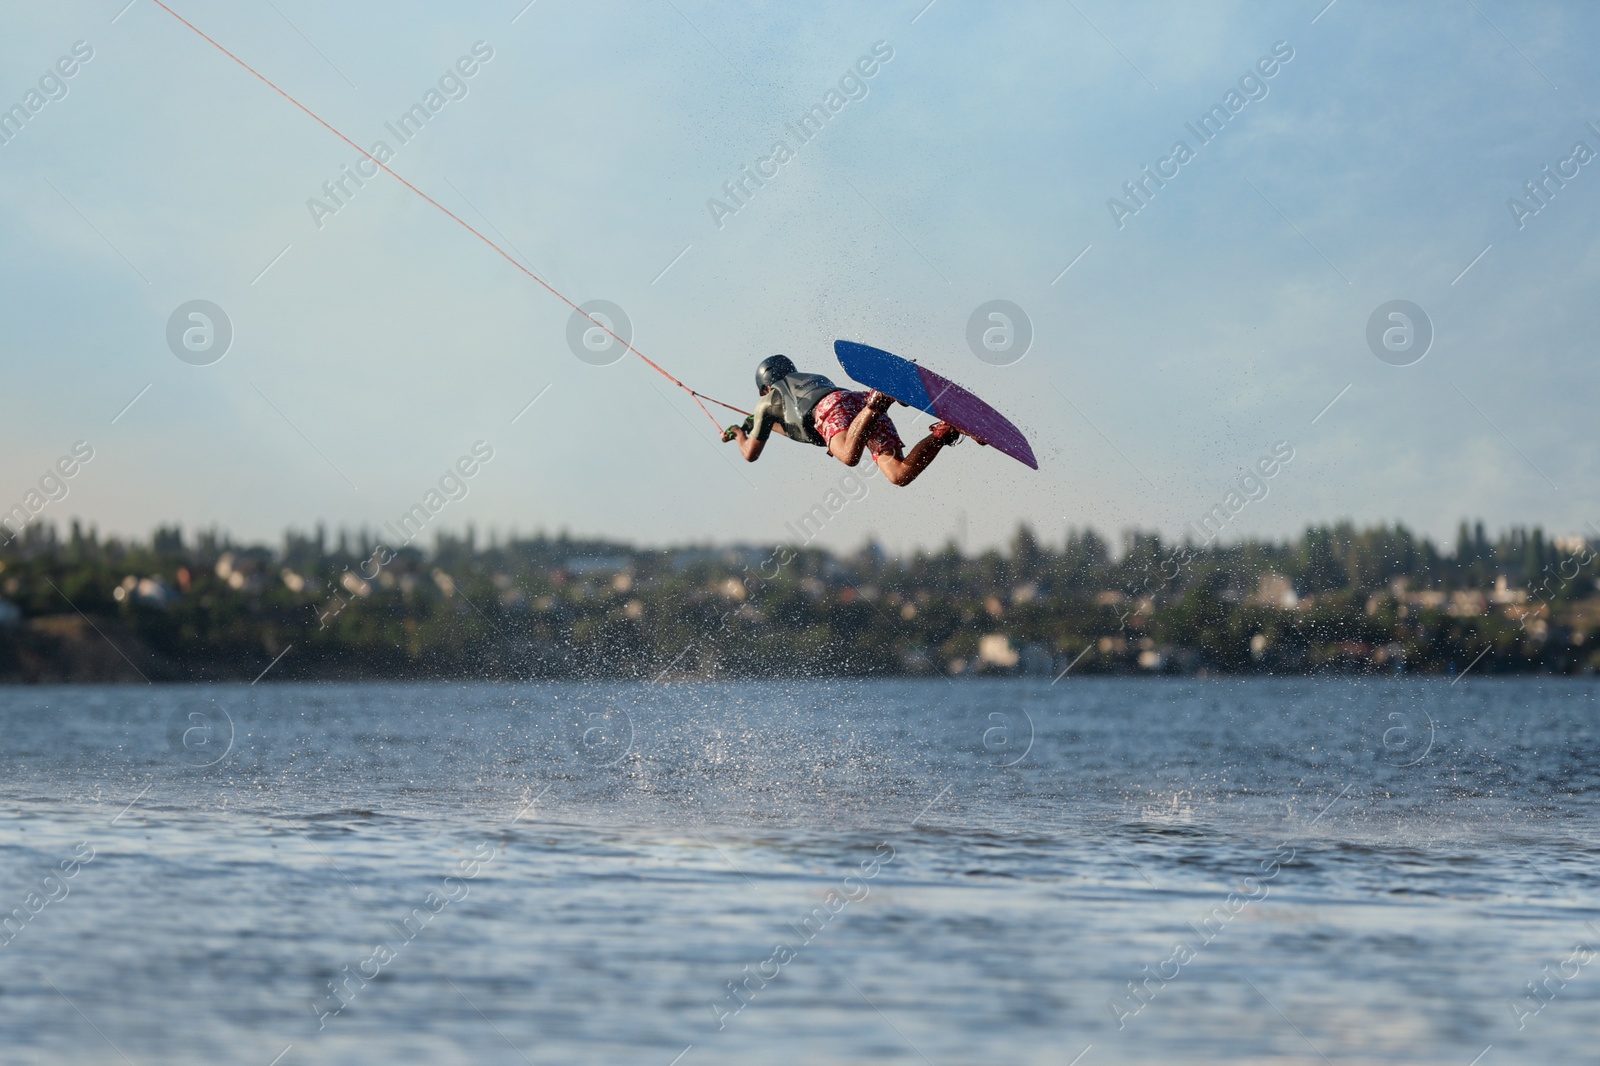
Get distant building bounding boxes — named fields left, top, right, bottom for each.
left=112, top=576, right=178, bottom=606
left=1490, top=575, right=1528, bottom=605
left=1249, top=572, right=1299, bottom=609
left=1553, top=534, right=1591, bottom=556
left=978, top=634, right=1020, bottom=669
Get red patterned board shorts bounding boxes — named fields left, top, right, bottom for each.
left=811, top=390, right=905, bottom=458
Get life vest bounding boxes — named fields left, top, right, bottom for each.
left=768, top=372, right=840, bottom=447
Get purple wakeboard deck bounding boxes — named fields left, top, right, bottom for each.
left=833, top=340, right=1038, bottom=470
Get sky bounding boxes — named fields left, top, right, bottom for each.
left=1, top=0, right=1597, bottom=557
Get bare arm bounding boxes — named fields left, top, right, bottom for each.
left=731, top=421, right=788, bottom=461
left=732, top=426, right=765, bottom=461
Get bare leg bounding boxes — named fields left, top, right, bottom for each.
left=826, top=402, right=886, bottom=467
left=873, top=432, right=949, bottom=486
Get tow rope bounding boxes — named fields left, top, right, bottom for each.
left=148, top=0, right=750, bottom=428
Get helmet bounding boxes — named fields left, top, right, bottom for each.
left=755, top=354, right=796, bottom=392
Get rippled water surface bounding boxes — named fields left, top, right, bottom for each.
left=2, top=678, right=1597, bottom=1064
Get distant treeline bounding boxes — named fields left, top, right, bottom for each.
left=1, top=519, right=1596, bottom=683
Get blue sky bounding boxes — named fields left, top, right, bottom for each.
left=1, top=0, right=1595, bottom=555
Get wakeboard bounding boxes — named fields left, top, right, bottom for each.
left=833, top=340, right=1038, bottom=470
